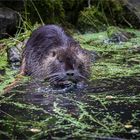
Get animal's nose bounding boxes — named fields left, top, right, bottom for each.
left=66, top=71, right=74, bottom=77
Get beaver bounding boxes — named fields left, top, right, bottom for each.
left=21, top=25, right=91, bottom=86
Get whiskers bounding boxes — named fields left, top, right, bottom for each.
left=46, top=70, right=89, bottom=85
left=46, top=72, right=65, bottom=85
left=44, top=62, right=90, bottom=85
left=77, top=73, right=88, bottom=81
left=80, top=64, right=91, bottom=78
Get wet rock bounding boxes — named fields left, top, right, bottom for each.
left=7, top=47, right=21, bottom=70
left=0, top=7, right=20, bottom=39
left=105, top=26, right=136, bottom=43
left=7, top=39, right=27, bottom=70
left=122, top=0, right=140, bottom=28
left=0, top=69, right=5, bottom=75
left=0, top=0, right=24, bottom=12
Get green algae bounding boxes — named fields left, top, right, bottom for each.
left=0, top=27, right=140, bottom=139
left=0, top=27, right=32, bottom=93
left=76, top=28, right=140, bottom=80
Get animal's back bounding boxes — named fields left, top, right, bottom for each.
left=21, top=24, right=91, bottom=85
left=25, top=25, right=69, bottom=51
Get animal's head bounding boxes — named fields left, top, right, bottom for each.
left=43, top=43, right=91, bottom=86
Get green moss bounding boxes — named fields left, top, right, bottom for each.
left=0, top=24, right=34, bottom=93
left=75, top=28, right=140, bottom=80
left=107, top=26, right=121, bottom=38
left=0, top=69, right=17, bottom=93
left=25, top=0, right=65, bottom=24
left=0, top=26, right=140, bottom=139
left=0, top=46, right=7, bottom=69
left=77, top=6, right=107, bottom=33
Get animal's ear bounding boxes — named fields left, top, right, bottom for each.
left=75, top=46, right=81, bottom=54
left=74, top=44, right=85, bottom=54
left=70, top=40, right=83, bottom=54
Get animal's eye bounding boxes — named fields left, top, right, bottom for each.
left=51, top=51, right=56, bottom=57
left=59, top=59, right=63, bottom=63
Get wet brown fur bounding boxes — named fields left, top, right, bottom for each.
left=21, top=25, right=91, bottom=85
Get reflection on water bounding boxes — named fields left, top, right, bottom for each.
left=0, top=76, right=140, bottom=139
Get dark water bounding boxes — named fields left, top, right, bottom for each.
left=0, top=76, right=140, bottom=140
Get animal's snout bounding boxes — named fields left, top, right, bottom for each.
left=66, top=70, right=75, bottom=77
